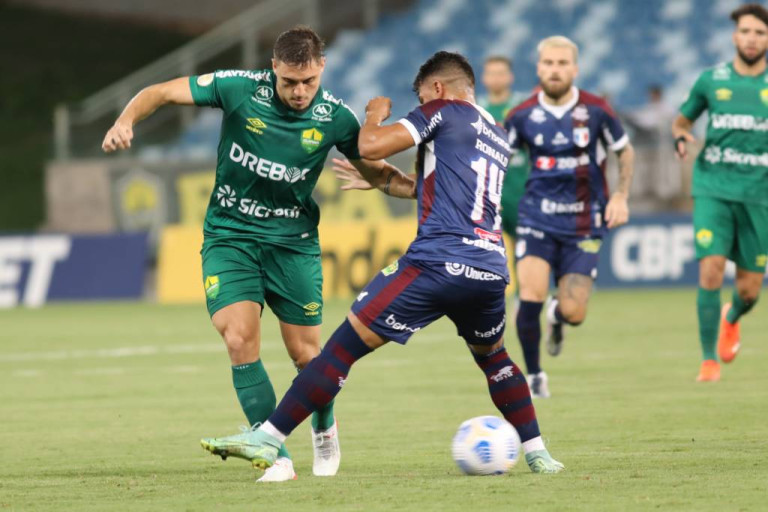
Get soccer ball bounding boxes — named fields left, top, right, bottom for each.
left=451, top=416, right=521, bottom=475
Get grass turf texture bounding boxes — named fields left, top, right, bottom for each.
left=0, top=290, right=765, bottom=511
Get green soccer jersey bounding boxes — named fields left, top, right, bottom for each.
left=480, top=92, right=529, bottom=169
left=189, top=69, right=361, bottom=250
left=680, top=61, right=768, bottom=206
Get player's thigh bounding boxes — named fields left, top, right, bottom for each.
left=202, top=239, right=266, bottom=320
left=732, top=203, right=768, bottom=274
left=262, top=246, right=324, bottom=327
left=693, top=197, right=736, bottom=262
left=279, top=321, right=322, bottom=368
left=445, top=274, right=507, bottom=346
left=350, top=256, right=444, bottom=345
left=514, top=228, right=554, bottom=302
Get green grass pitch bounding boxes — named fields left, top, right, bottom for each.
left=0, top=289, right=766, bottom=511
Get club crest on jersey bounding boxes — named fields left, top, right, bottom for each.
left=204, top=275, right=220, bottom=300
left=760, top=89, right=768, bottom=107
left=573, top=126, right=590, bottom=147
left=301, top=128, right=324, bottom=153
left=529, top=108, right=546, bottom=124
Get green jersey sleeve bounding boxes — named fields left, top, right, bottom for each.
left=188, top=70, right=256, bottom=113
left=679, top=72, right=709, bottom=122
left=334, top=104, right=362, bottom=160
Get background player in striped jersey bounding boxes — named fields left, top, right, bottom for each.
left=504, top=36, right=635, bottom=398
left=201, top=51, right=564, bottom=474
left=672, top=3, right=768, bottom=382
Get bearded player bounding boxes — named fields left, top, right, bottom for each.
left=200, top=51, right=565, bottom=474
left=672, top=3, right=768, bottom=382
left=102, top=26, right=414, bottom=481
left=504, top=36, right=635, bottom=398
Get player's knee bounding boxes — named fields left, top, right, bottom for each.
left=558, top=301, right=586, bottom=325
left=286, top=340, right=321, bottom=370
left=736, top=287, right=760, bottom=304
left=220, top=323, right=257, bottom=355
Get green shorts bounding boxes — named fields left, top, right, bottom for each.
left=693, top=196, right=768, bottom=273
left=501, top=162, right=529, bottom=236
left=201, top=237, right=323, bottom=325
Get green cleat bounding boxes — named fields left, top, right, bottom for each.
left=525, top=449, right=565, bottom=474
left=200, top=425, right=281, bottom=470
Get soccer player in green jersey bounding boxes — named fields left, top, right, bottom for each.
left=673, top=3, right=768, bottom=383
left=102, top=26, right=415, bottom=481
left=478, top=56, right=530, bottom=289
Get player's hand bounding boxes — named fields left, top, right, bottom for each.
left=674, top=132, right=695, bottom=160
left=102, top=119, right=134, bottom=153
left=332, top=158, right=373, bottom=191
left=605, top=192, right=629, bottom=229
left=365, top=97, right=392, bottom=124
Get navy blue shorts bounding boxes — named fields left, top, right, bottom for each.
left=515, top=225, right=601, bottom=282
left=350, top=255, right=507, bottom=345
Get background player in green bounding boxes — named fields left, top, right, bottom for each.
left=479, top=56, right=530, bottom=296
left=101, top=26, right=414, bottom=481
left=673, top=3, right=768, bottom=383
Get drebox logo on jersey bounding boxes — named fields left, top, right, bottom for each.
left=229, top=142, right=311, bottom=183
left=216, top=185, right=236, bottom=207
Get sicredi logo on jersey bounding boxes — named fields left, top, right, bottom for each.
left=229, top=142, right=311, bottom=183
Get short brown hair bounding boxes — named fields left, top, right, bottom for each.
left=273, top=25, right=325, bottom=66
left=731, top=3, right=768, bottom=28
left=484, top=56, right=513, bottom=71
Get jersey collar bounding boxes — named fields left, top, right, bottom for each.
left=537, top=86, right=579, bottom=119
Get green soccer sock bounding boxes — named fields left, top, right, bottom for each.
left=697, top=288, right=721, bottom=361
left=294, top=365, right=336, bottom=432
left=726, top=292, right=757, bottom=324
left=232, top=360, right=290, bottom=459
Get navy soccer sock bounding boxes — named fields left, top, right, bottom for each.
left=472, top=347, right=541, bottom=442
left=268, top=319, right=372, bottom=436
left=517, top=300, right=543, bottom=374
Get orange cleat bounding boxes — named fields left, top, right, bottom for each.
left=718, top=303, right=741, bottom=363
left=696, top=360, right=720, bottom=382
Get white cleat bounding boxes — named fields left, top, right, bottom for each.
left=256, top=457, right=297, bottom=482
left=312, top=419, right=341, bottom=476
left=526, top=371, right=551, bottom=398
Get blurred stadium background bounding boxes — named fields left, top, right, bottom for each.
left=3, top=0, right=758, bottom=308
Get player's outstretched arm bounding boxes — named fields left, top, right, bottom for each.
left=671, top=114, right=696, bottom=160
left=102, top=77, right=195, bottom=153
left=605, top=142, right=635, bottom=229
left=332, top=157, right=416, bottom=199
left=358, top=97, right=416, bottom=160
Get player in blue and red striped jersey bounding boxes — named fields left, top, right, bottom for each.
left=504, top=36, right=635, bottom=398
left=200, top=51, right=564, bottom=474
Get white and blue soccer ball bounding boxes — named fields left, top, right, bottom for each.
left=451, top=416, right=521, bottom=475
